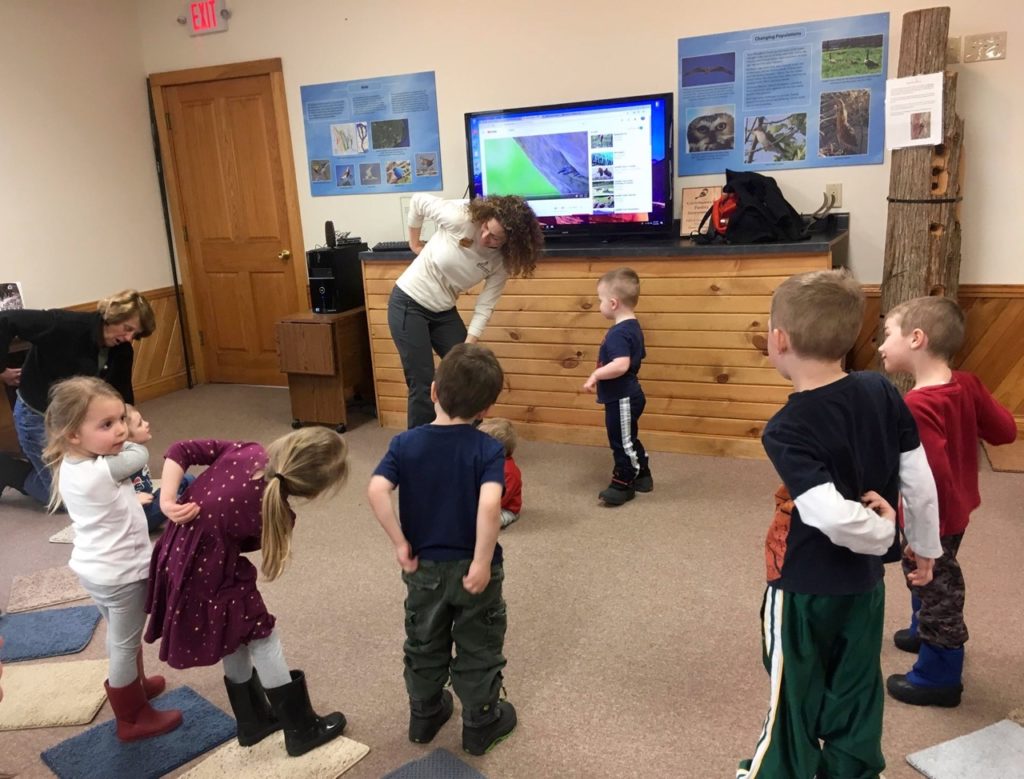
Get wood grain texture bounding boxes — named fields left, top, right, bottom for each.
left=362, top=256, right=827, bottom=459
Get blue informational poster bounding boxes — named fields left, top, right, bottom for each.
left=678, top=13, right=889, bottom=175
left=300, top=71, right=443, bottom=196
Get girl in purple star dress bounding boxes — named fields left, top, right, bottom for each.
left=144, top=426, right=349, bottom=758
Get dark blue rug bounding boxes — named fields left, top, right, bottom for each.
left=41, top=686, right=235, bottom=779
left=0, top=605, right=101, bottom=662
left=383, top=748, right=488, bottom=779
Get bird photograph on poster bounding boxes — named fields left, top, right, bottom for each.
left=819, top=89, right=870, bottom=157
left=681, top=52, right=736, bottom=87
left=821, top=35, right=884, bottom=79
left=686, top=107, right=736, bottom=153
left=744, top=114, right=807, bottom=163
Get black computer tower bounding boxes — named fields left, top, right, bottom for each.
left=307, top=241, right=368, bottom=314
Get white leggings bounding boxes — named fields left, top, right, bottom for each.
left=78, top=578, right=147, bottom=687
left=221, top=630, right=290, bottom=689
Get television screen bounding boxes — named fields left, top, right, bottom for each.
left=465, top=93, right=673, bottom=241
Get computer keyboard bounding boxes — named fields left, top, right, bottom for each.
left=372, top=241, right=412, bottom=252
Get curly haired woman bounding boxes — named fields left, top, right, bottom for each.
left=388, top=194, right=543, bottom=428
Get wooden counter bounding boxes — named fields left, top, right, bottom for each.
left=361, top=226, right=848, bottom=459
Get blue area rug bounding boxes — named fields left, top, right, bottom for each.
left=41, top=686, right=236, bottom=779
left=0, top=604, right=101, bottom=662
left=383, top=748, right=488, bottom=779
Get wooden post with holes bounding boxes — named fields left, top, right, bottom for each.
left=879, top=7, right=964, bottom=386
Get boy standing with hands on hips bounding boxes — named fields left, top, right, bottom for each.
left=368, top=343, right=517, bottom=756
left=737, top=270, right=941, bottom=778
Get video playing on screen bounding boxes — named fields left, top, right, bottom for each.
left=465, top=94, right=673, bottom=241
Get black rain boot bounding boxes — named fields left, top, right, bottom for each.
left=224, top=671, right=283, bottom=747
left=264, top=670, right=346, bottom=757
left=409, top=689, right=454, bottom=743
left=634, top=467, right=654, bottom=493
left=462, top=699, right=517, bottom=756
left=598, top=479, right=635, bottom=506
left=893, top=628, right=922, bottom=654
left=0, top=455, right=32, bottom=498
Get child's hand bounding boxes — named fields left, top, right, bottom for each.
left=583, top=373, right=598, bottom=393
left=396, top=542, right=418, bottom=573
left=137, top=493, right=154, bottom=506
left=462, top=560, right=491, bottom=594
left=861, top=490, right=895, bottom=521
left=906, top=554, right=935, bottom=587
left=163, top=500, right=200, bottom=525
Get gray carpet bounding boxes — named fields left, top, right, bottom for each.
left=2, top=384, right=1023, bottom=779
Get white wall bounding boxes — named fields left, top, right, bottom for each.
left=3, top=1, right=1019, bottom=311
left=1, top=0, right=172, bottom=308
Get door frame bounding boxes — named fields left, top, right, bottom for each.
left=149, top=58, right=306, bottom=384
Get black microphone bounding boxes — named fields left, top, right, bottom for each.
left=325, top=220, right=336, bottom=248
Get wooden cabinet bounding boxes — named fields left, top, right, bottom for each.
left=276, top=308, right=374, bottom=432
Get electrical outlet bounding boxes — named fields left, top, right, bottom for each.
left=963, top=31, right=1007, bottom=62
left=825, top=183, right=842, bottom=208
left=947, top=36, right=962, bottom=64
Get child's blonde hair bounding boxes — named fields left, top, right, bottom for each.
left=43, top=376, right=124, bottom=512
left=770, top=269, right=864, bottom=360
left=599, top=267, right=640, bottom=309
left=260, top=427, right=348, bottom=580
left=477, top=417, right=517, bottom=457
left=886, top=295, right=965, bottom=362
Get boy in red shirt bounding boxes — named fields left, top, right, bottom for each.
left=478, top=418, right=522, bottom=527
left=879, top=295, right=1017, bottom=707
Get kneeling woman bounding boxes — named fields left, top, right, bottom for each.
left=0, top=290, right=155, bottom=503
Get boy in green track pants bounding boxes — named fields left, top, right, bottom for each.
left=737, top=271, right=942, bottom=779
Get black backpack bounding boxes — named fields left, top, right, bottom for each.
left=694, top=169, right=809, bottom=244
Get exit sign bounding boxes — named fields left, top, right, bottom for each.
left=186, top=0, right=229, bottom=36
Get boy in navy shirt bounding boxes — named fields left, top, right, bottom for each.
left=583, top=267, right=651, bottom=505
left=737, top=270, right=942, bottom=779
left=368, top=343, right=515, bottom=756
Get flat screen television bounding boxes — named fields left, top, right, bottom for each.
left=465, top=93, right=673, bottom=241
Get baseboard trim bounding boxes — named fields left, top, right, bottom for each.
left=134, top=374, right=188, bottom=403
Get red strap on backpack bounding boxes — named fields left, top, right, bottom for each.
left=712, top=192, right=739, bottom=235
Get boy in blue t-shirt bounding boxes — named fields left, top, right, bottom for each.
left=368, top=343, right=516, bottom=756
left=583, top=267, right=651, bottom=505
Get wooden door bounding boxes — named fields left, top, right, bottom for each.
left=159, top=67, right=303, bottom=385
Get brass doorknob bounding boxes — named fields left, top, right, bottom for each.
left=278, top=249, right=292, bottom=261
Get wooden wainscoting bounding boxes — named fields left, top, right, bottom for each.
left=852, top=285, right=1024, bottom=433
left=364, top=254, right=835, bottom=459
left=367, top=264, right=1024, bottom=458
left=66, top=285, right=190, bottom=402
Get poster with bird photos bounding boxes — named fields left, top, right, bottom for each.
left=678, top=13, right=889, bottom=175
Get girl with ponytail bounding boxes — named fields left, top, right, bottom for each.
left=143, top=427, right=349, bottom=758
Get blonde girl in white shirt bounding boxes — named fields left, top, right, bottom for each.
left=389, top=194, right=543, bottom=428
left=44, top=376, right=182, bottom=742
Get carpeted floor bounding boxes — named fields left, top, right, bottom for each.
left=1, top=384, right=1022, bottom=778
left=984, top=437, right=1024, bottom=473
